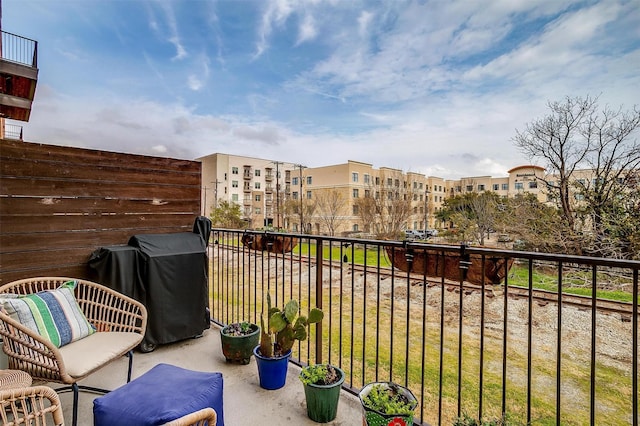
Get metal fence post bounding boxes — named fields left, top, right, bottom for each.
left=315, top=237, right=323, bottom=364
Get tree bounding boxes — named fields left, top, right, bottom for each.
left=314, top=189, right=347, bottom=236
left=354, top=169, right=413, bottom=239
left=514, top=95, right=640, bottom=257
left=437, top=192, right=501, bottom=245
left=210, top=200, right=246, bottom=229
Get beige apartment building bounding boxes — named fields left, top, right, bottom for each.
left=198, top=153, right=589, bottom=235
left=197, top=153, right=300, bottom=229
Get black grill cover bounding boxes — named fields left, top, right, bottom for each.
left=127, top=232, right=209, bottom=346
left=88, top=245, right=145, bottom=303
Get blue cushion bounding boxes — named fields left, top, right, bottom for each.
left=93, top=363, right=224, bottom=426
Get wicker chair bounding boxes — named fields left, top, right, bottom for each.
left=164, top=407, right=217, bottom=426
left=0, top=385, right=65, bottom=426
left=0, top=277, right=147, bottom=426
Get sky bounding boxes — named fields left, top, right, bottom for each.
left=3, top=0, right=639, bottom=180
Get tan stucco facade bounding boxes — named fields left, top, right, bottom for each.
left=198, top=153, right=603, bottom=235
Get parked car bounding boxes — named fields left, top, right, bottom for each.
left=424, top=229, right=438, bottom=237
left=404, top=230, right=426, bottom=240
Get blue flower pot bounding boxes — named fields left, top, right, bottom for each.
left=253, top=346, right=291, bottom=390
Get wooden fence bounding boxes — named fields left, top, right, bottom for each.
left=0, top=139, right=201, bottom=284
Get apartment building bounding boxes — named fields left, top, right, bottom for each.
left=445, top=165, right=546, bottom=202
left=199, top=153, right=604, bottom=235
left=197, top=153, right=299, bottom=229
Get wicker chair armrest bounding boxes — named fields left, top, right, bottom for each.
left=74, top=280, right=148, bottom=335
left=0, top=385, right=65, bottom=426
left=163, top=407, right=217, bottom=426
left=0, top=311, right=66, bottom=383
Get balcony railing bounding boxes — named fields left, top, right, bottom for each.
left=2, top=122, right=22, bottom=140
left=209, top=230, right=639, bottom=426
left=1, top=31, right=38, bottom=68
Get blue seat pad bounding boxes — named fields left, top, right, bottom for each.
left=93, top=363, right=224, bottom=426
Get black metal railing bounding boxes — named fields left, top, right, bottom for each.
left=1, top=31, right=38, bottom=68
left=209, top=229, right=639, bottom=426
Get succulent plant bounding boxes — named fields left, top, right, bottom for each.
left=259, top=294, right=323, bottom=358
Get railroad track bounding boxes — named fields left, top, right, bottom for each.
left=212, top=244, right=636, bottom=317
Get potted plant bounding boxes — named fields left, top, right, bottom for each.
left=253, top=294, right=323, bottom=390
left=299, top=363, right=345, bottom=422
left=220, top=321, right=260, bottom=364
left=359, top=382, right=418, bottom=426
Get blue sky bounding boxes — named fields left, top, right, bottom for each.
left=4, top=0, right=639, bottom=179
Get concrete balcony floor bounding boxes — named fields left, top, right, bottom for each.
left=54, top=324, right=363, bottom=425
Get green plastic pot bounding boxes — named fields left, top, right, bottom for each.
left=220, top=323, right=260, bottom=364
left=302, top=365, right=345, bottom=423
left=359, top=382, right=417, bottom=426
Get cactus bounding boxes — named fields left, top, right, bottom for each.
left=259, top=294, right=323, bottom=358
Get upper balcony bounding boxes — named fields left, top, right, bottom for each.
left=1, top=121, right=22, bottom=140
left=0, top=31, right=39, bottom=122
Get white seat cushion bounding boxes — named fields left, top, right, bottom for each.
left=58, top=332, right=143, bottom=379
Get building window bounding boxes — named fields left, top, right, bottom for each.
left=232, top=194, right=238, bottom=202
left=364, top=174, right=370, bottom=184
left=387, top=178, right=393, bottom=186
left=292, top=191, right=298, bottom=200
left=528, top=181, right=537, bottom=189
left=466, top=185, right=473, bottom=192
left=232, top=181, right=238, bottom=188
left=224, top=173, right=227, bottom=180
left=353, top=188, right=359, bottom=198
left=255, top=169, right=261, bottom=177
left=255, top=195, right=261, bottom=202
left=515, top=182, right=524, bottom=190
left=292, top=177, right=298, bottom=186
left=413, top=182, right=417, bottom=189
left=307, top=191, right=312, bottom=199
left=255, top=182, right=261, bottom=189
left=352, top=172, right=358, bottom=182
left=395, top=179, right=400, bottom=187
left=478, top=184, right=485, bottom=191
left=255, top=208, right=261, bottom=214
left=365, top=189, right=371, bottom=198
left=493, top=184, right=499, bottom=191
left=419, top=183, right=423, bottom=189
left=353, top=205, right=359, bottom=215
left=307, top=176, right=312, bottom=185
left=502, top=183, right=508, bottom=191
left=413, top=194, right=418, bottom=201
left=375, top=177, right=380, bottom=185
left=232, top=167, right=238, bottom=174
left=352, top=224, right=359, bottom=232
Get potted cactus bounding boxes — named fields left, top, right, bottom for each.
left=299, top=363, right=345, bottom=422
left=359, top=382, right=418, bottom=426
left=220, top=321, right=260, bottom=364
left=253, top=295, right=323, bottom=390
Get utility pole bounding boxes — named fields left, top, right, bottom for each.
left=272, top=161, right=284, bottom=229
left=424, top=188, right=430, bottom=230
left=212, top=180, right=221, bottom=210
left=295, top=164, right=306, bottom=233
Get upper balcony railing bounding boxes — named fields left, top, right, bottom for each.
left=1, top=31, right=38, bottom=68
left=209, top=230, right=639, bottom=426
left=3, top=122, right=23, bottom=140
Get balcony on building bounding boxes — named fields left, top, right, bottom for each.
left=0, top=31, right=38, bottom=122
left=1, top=120, right=22, bottom=140
left=243, top=165, right=252, bottom=180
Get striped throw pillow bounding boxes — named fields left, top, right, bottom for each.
left=1, top=280, right=96, bottom=347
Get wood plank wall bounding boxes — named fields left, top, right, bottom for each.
left=0, top=139, right=202, bottom=284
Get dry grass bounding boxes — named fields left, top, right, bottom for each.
left=210, top=247, right=636, bottom=426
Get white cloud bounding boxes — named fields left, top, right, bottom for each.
left=296, top=13, right=317, bottom=45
